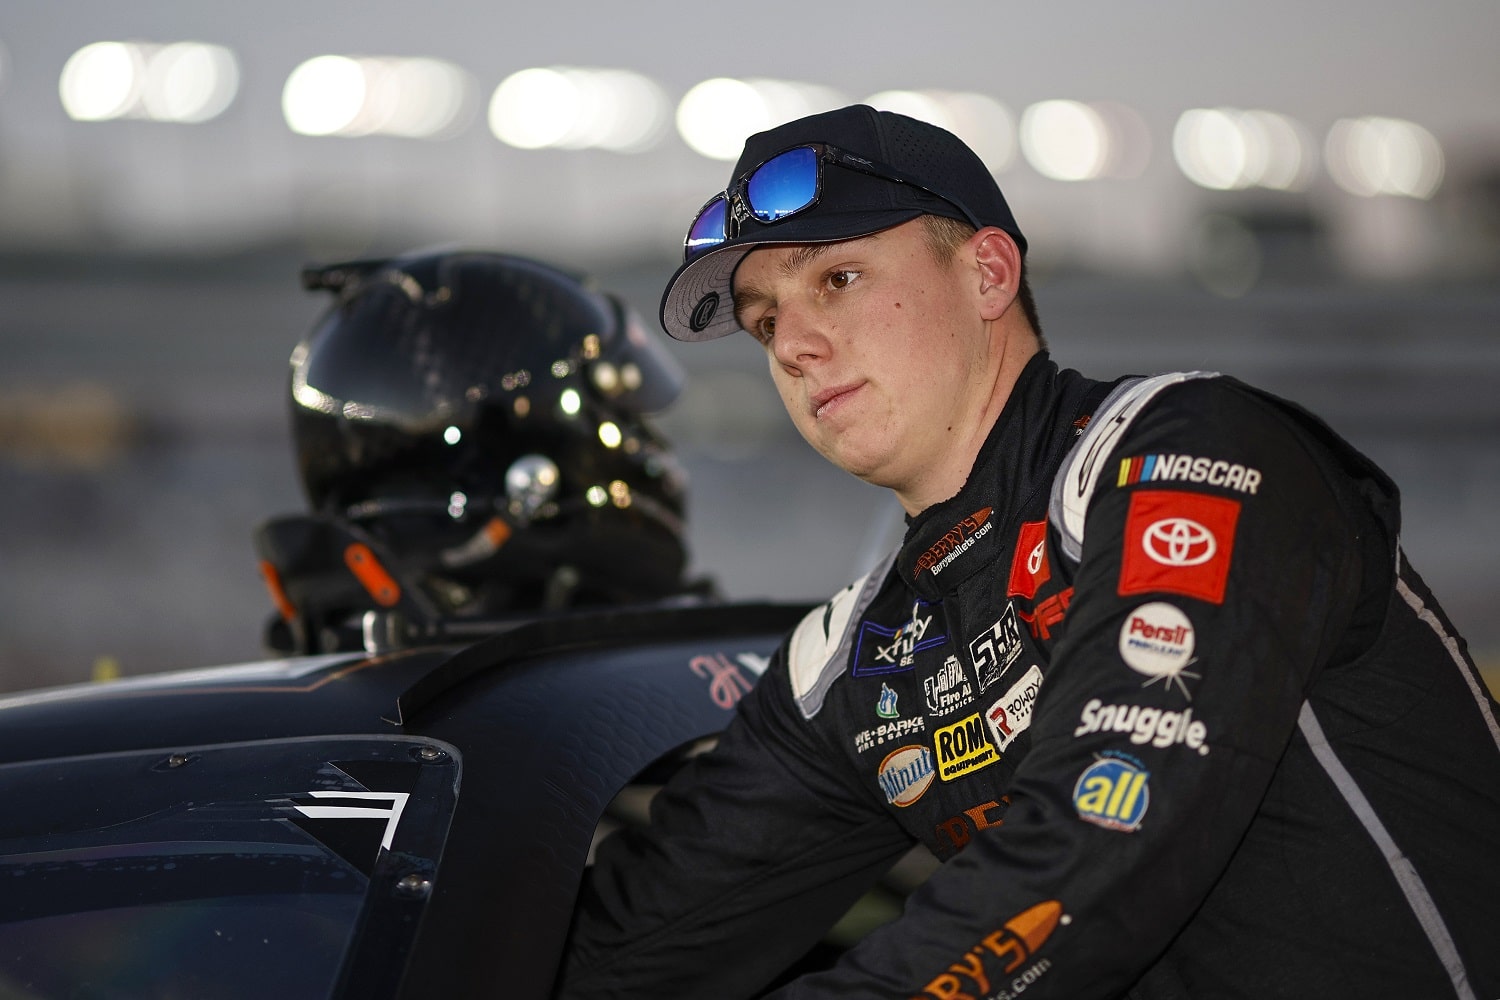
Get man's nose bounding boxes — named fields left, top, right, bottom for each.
left=770, top=303, right=830, bottom=371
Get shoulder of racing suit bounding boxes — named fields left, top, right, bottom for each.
left=786, top=548, right=897, bottom=719
left=1048, top=371, right=1221, bottom=564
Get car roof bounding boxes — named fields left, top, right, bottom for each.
left=0, top=599, right=811, bottom=999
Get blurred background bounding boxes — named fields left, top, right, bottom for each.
left=1, top=1, right=1498, bottom=694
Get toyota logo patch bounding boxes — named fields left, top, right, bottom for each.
left=1142, top=517, right=1217, bottom=566
left=1118, top=490, right=1242, bottom=605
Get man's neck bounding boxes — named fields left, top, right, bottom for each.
left=894, top=335, right=1041, bottom=516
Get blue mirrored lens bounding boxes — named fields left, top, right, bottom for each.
left=746, top=146, right=819, bottom=222
left=685, top=196, right=728, bottom=260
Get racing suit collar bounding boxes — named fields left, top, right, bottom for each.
left=897, top=352, right=1085, bottom=601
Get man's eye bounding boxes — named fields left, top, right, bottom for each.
left=828, top=270, right=858, bottom=289
left=754, top=315, right=776, bottom=343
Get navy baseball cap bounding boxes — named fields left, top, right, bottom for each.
left=659, top=104, right=1026, bottom=342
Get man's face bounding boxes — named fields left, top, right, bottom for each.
left=731, top=218, right=993, bottom=503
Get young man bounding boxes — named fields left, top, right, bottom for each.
left=557, top=105, right=1500, bottom=999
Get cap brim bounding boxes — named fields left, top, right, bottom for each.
left=659, top=207, right=927, bottom=342
left=659, top=244, right=756, bottom=343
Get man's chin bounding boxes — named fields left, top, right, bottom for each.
left=823, top=447, right=893, bottom=488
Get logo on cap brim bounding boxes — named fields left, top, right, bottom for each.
left=690, top=292, right=719, bottom=332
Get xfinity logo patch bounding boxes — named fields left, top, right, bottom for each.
left=853, top=602, right=945, bottom=677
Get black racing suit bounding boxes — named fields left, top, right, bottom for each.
left=558, top=353, right=1500, bottom=999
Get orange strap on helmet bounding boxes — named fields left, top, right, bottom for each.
left=344, top=543, right=402, bottom=607
left=258, top=560, right=298, bottom=622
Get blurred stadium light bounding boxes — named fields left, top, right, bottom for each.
left=489, top=66, right=667, bottom=152
left=1173, top=108, right=1317, bottom=192
left=676, top=78, right=848, bottom=160
left=60, top=40, right=239, bottom=124
left=282, top=54, right=474, bottom=139
left=1325, top=116, right=1444, bottom=199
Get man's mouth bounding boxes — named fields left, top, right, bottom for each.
left=811, top=382, right=863, bottom=419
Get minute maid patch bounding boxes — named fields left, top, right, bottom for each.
left=852, top=599, right=948, bottom=677
left=1073, top=753, right=1150, bottom=832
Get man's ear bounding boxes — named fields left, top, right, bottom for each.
left=972, top=227, right=1023, bottom=321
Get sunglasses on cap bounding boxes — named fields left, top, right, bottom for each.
left=683, top=143, right=983, bottom=262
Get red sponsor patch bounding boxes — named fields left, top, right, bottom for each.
left=1007, top=520, right=1051, bottom=599
left=1018, top=587, right=1072, bottom=641
left=1118, top=490, right=1240, bottom=604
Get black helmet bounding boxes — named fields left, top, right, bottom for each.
left=256, top=249, right=700, bottom=651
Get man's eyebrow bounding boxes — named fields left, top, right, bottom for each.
left=732, top=246, right=823, bottom=321
left=779, top=243, right=832, bottom=278
left=734, top=246, right=824, bottom=314
left=780, top=232, right=881, bottom=277
left=732, top=235, right=881, bottom=324
left=732, top=280, right=772, bottom=325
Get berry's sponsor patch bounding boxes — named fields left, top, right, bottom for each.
left=1118, top=490, right=1240, bottom=604
left=910, top=900, right=1064, bottom=1000
left=914, top=507, right=994, bottom=579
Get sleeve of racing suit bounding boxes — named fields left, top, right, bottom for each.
left=757, top=378, right=1373, bottom=999
left=555, top=624, right=919, bottom=999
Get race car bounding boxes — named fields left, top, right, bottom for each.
left=0, top=600, right=811, bottom=999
